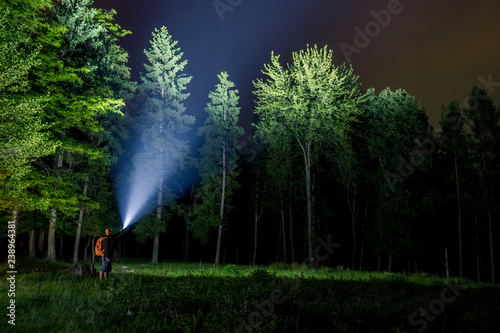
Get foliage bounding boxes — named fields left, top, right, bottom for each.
left=131, top=26, right=194, bottom=263
left=191, top=71, right=243, bottom=245
left=0, top=1, right=60, bottom=211
left=361, top=88, right=432, bottom=258
left=222, top=263, right=239, bottom=275
left=253, top=44, right=365, bottom=259
left=253, top=45, right=364, bottom=151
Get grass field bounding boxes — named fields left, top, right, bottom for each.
left=1, top=257, right=499, bottom=332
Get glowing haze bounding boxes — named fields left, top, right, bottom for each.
left=118, top=154, right=161, bottom=230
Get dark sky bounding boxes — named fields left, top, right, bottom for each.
left=93, top=0, right=500, bottom=134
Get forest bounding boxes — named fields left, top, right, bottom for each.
left=1, top=0, right=499, bottom=285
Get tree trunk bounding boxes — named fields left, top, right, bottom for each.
left=91, top=236, right=95, bottom=262
left=47, top=152, right=63, bottom=263
left=84, top=237, right=91, bottom=261
left=182, top=183, right=194, bottom=261
left=252, top=177, right=265, bottom=265
left=12, top=207, right=18, bottom=225
left=47, top=208, right=57, bottom=262
left=488, top=212, right=495, bottom=283
left=252, top=180, right=259, bottom=265
left=29, top=229, right=36, bottom=257
left=289, top=185, right=295, bottom=263
left=59, top=233, right=63, bottom=260
left=454, top=150, right=463, bottom=278
left=347, top=186, right=357, bottom=270
left=73, top=180, right=88, bottom=264
left=215, top=137, right=227, bottom=265
left=387, top=254, right=392, bottom=273
left=152, top=235, right=160, bottom=264
left=377, top=230, right=382, bottom=272
left=475, top=215, right=480, bottom=282
left=479, top=148, right=495, bottom=283
left=300, top=138, right=314, bottom=263
left=39, top=229, right=45, bottom=254
left=445, top=248, right=449, bottom=279
left=276, top=221, right=282, bottom=262
left=351, top=205, right=357, bottom=270
left=281, top=200, right=287, bottom=264
left=184, top=224, right=191, bottom=262
left=359, top=198, right=368, bottom=270
left=152, top=177, right=163, bottom=264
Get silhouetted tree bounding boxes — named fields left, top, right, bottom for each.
left=191, top=71, right=243, bottom=265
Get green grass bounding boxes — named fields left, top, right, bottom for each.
left=1, top=257, right=499, bottom=332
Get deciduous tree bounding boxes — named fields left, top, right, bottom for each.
left=253, top=45, right=364, bottom=261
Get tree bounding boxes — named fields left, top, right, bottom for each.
left=191, top=71, right=243, bottom=265
left=70, top=6, right=136, bottom=265
left=264, top=134, right=295, bottom=264
left=465, top=86, right=499, bottom=283
left=133, top=26, right=194, bottom=264
left=0, top=0, right=60, bottom=224
left=239, top=137, right=268, bottom=265
left=362, top=88, right=431, bottom=271
left=253, top=45, right=364, bottom=262
left=29, top=0, right=128, bottom=262
left=440, top=101, right=468, bottom=278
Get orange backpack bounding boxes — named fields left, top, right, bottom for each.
left=95, top=236, right=108, bottom=257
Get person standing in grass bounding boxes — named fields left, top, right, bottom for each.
left=99, top=228, right=123, bottom=280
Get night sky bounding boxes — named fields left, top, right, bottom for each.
left=93, top=0, right=500, bottom=135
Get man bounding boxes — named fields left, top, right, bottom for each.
left=100, top=228, right=123, bottom=280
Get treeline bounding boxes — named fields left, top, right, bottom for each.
left=1, top=1, right=499, bottom=283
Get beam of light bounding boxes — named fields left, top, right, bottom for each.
left=117, top=148, right=162, bottom=230
left=119, top=168, right=158, bottom=229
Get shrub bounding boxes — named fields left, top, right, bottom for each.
left=222, top=264, right=238, bottom=276
left=250, top=267, right=274, bottom=279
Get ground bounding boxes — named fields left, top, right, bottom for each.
left=0, top=257, right=499, bottom=332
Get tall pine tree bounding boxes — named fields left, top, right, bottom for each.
left=191, top=71, right=243, bottom=264
left=133, top=26, right=194, bottom=264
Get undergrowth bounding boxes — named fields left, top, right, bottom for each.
left=0, top=257, right=499, bottom=332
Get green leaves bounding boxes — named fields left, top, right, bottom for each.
left=361, top=88, right=431, bottom=257
left=0, top=2, right=59, bottom=207
left=253, top=45, right=364, bottom=146
left=253, top=45, right=364, bottom=258
left=0, top=0, right=135, bottom=253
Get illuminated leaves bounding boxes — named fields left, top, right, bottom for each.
left=253, top=45, right=364, bottom=259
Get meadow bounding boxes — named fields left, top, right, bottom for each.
left=1, top=257, right=499, bottom=332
